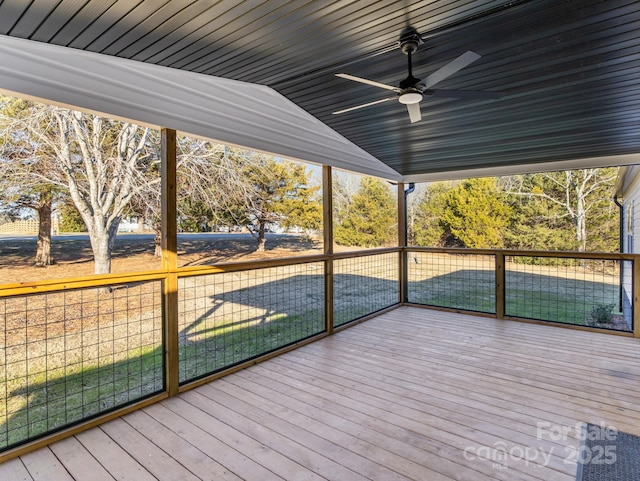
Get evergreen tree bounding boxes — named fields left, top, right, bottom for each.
left=334, top=177, right=397, bottom=247
left=412, top=181, right=452, bottom=246
left=0, top=96, right=62, bottom=266
left=58, top=202, right=86, bottom=232
left=440, top=177, right=511, bottom=248
left=237, top=156, right=322, bottom=251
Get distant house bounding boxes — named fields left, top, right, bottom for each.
left=118, top=217, right=148, bottom=233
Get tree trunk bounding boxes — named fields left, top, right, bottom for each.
left=92, top=231, right=112, bottom=274
left=576, top=213, right=587, bottom=252
left=88, top=217, right=120, bottom=275
left=153, top=227, right=162, bottom=257
left=34, top=189, right=54, bottom=267
left=256, top=221, right=267, bottom=251
left=575, top=184, right=587, bottom=252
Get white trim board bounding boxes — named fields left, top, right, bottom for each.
left=0, top=34, right=401, bottom=181
left=404, top=154, right=640, bottom=183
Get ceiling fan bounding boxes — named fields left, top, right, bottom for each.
left=333, top=26, right=504, bottom=123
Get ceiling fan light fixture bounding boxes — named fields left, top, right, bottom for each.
left=398, top=92, right=422, bottom=104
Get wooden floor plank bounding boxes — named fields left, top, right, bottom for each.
left=192, top=384, right=372, bottom=481
left=330, top=321, right=640, bottom=425
left=209, top=377, right=541, bottom=481
left=295, top=334, right=640, bottom=428
left=198, top=376, right=439, bottom=481
left=176, top=391, right=334, bottom=481
left=0, top=458, right=33, bottom=481
left=12, top=307, right=640, bottom=481
left=356, top=318, right=640, bottom=400
left=261, top=355, right=569, bottom=481
left=279, top=347, right=579, bottom=434
left=366, top=315, right=640, bottom=388
left=149, top=400, right=285, bottom=481
left=235, top=362, right=571, bottom=481
left=122, top=409, right=243, bottom=481
left=21, top=448, right=73, bottom=481
left=49, top=437, right=115, bottom=481
left=205, top=379, right=412, bottom=481
left=75, top=426, right=158, bottom=481
left=98, top=418, right=201, bottom=481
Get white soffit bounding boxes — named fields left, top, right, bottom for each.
left=403, top=153, right=639, bottom=183
left=614, top=165, right=640, bottom=198
left=0, top=34, right=401, bottom=181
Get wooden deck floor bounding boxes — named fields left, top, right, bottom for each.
left=2, top=306, right=640, bottom=481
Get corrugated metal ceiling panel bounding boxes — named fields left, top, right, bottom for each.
left=0, top=0, right=638, bottom=178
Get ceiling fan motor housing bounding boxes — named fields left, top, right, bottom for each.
left=399, top=26, right=423, bottom=55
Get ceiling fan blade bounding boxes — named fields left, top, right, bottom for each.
left=407, top=102, right=421, bottom=123
left=423, top=51, right=481, bottom=89
left=332, top=96, right=395, bottom=115
left=336, top=73, right=400, bottom=92
left=430, top=89, right=505, bottom=100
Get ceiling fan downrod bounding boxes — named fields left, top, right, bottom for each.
left=398, top=26, right=423, bottom=102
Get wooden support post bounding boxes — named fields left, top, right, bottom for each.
left=634, top=257, right=640, bottom=338
left=397, top=182, right=407, bottom=304
left=161, top=128, right=179, bottom=396
left=495, top=251, right=505, bottom=319
left=323, top=165, right=334, bottom=334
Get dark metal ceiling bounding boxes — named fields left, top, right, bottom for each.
left=0, top=0, right=638, bottom=178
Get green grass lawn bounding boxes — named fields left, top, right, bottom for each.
left=178, top=311, right=325, bottom=382
left=407, top=255, right=625, bottom=328
left=0, top=343, right=163, bottom=449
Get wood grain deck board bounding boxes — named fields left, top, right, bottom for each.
left=8, top=307, right=640, bottom=481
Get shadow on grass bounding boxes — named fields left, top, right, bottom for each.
left=408, top=268, right=627, bottom=329
left=0, top=270, right=399, bottom=452
left=0, top=233, right=321, bottom=269
left=178, top=233, right=322, bottom=267
left=179, top=272, right=399, bottom=379
left=408, top=268, right=497, bottom=314
left=0, top=235, right=156, bottom=268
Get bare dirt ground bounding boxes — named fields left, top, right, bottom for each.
left=0, top=233, right=324, bottom=284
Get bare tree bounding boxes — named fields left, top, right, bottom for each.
left=130, top=139, right=260, bottom=257
left=0, top=96, right=157, bottom=274
left=54, top=111, right=155, bottom=273
left=506, top=168, right=618, bottom=251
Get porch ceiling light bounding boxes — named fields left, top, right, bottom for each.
left=398, top=92, right=422, bottom=104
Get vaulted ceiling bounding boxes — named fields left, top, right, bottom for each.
left=0, top=0, right=639, bottom=180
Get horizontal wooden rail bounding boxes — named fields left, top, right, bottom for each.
left=0, top=270, right=168, bottom=297
left=333, top=247, right=401, bottom=260
left=405, top=246, right=639, bottom=261
left=0, top=249, right=403, bottom=294
left=176, top=254, right=329, bottom=278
